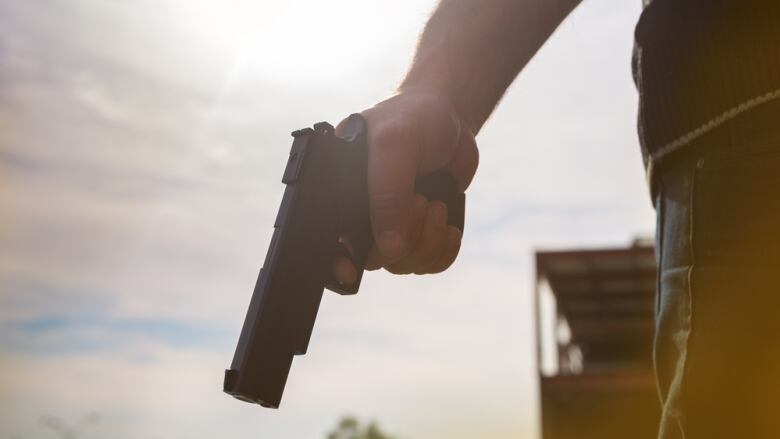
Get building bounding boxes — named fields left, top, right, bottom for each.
left=535, top=243, right=660, bottom=439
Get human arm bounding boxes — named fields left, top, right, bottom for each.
left=333, top=0, right=582, bottom=283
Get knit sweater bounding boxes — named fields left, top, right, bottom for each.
left=634, top=0, right=780, bottom=182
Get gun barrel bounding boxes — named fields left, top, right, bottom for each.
left=224, top=126, right=339, bottom=408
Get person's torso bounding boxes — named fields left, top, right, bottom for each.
left=634, top=0, right=780, bottom=185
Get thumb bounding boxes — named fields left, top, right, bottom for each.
left=366, top=120, right=418, bottom=260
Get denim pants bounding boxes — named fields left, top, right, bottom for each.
left=653, top=100, right=780, bottom=438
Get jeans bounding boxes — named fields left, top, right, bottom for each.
left=654, top=100, right=780, bottom=438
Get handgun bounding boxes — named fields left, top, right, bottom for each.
left=223, top=113, right=465, bottom=408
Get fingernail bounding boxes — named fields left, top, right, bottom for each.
left=378, top=230, right=404, bottom=258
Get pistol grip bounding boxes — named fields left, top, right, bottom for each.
left=325, top=114, right=465, bottom=295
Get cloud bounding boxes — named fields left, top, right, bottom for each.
left=2, top=312, right=231, bottom=355
left=0, top=0, right=653, bottom=438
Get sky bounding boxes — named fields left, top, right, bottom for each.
left=0, top=1, right=653, bottom=438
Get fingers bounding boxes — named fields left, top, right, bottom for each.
left=446, top=126, right=479, bottom=193
left=365, top=245, right=384, bottom=271
left=332, top=195, right=427, bottom=283
left=365, top=200, right=462, bottom=276
left=331, top=203, right=463, bottom=283
left=387, top=201, right=448, bottom=274
left=426, top=226, right=462, bottom=274
left=366, top=194, right=428, bottom=270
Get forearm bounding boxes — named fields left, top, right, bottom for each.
left=401, top=0, right=582, bottom=133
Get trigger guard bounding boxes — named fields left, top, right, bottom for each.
left=325, top=240, right=362, bottom=295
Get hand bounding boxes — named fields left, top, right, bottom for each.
left=332, top=90, right=479, bottom=284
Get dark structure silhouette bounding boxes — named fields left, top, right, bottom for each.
left=535, top=242, right=660, bottom=439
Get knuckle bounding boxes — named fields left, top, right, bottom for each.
left=372, top=119, right=416, bottom=151
left=429, top=199, right=447, bottom=215
left=369, top=191, right=400, bottom=216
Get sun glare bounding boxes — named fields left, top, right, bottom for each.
left=165, top=0, right=408, bottom=84
left=167, top=0, right=282, bottom=54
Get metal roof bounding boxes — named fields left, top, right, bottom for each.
left=536, top=245, right=657, bottom=368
